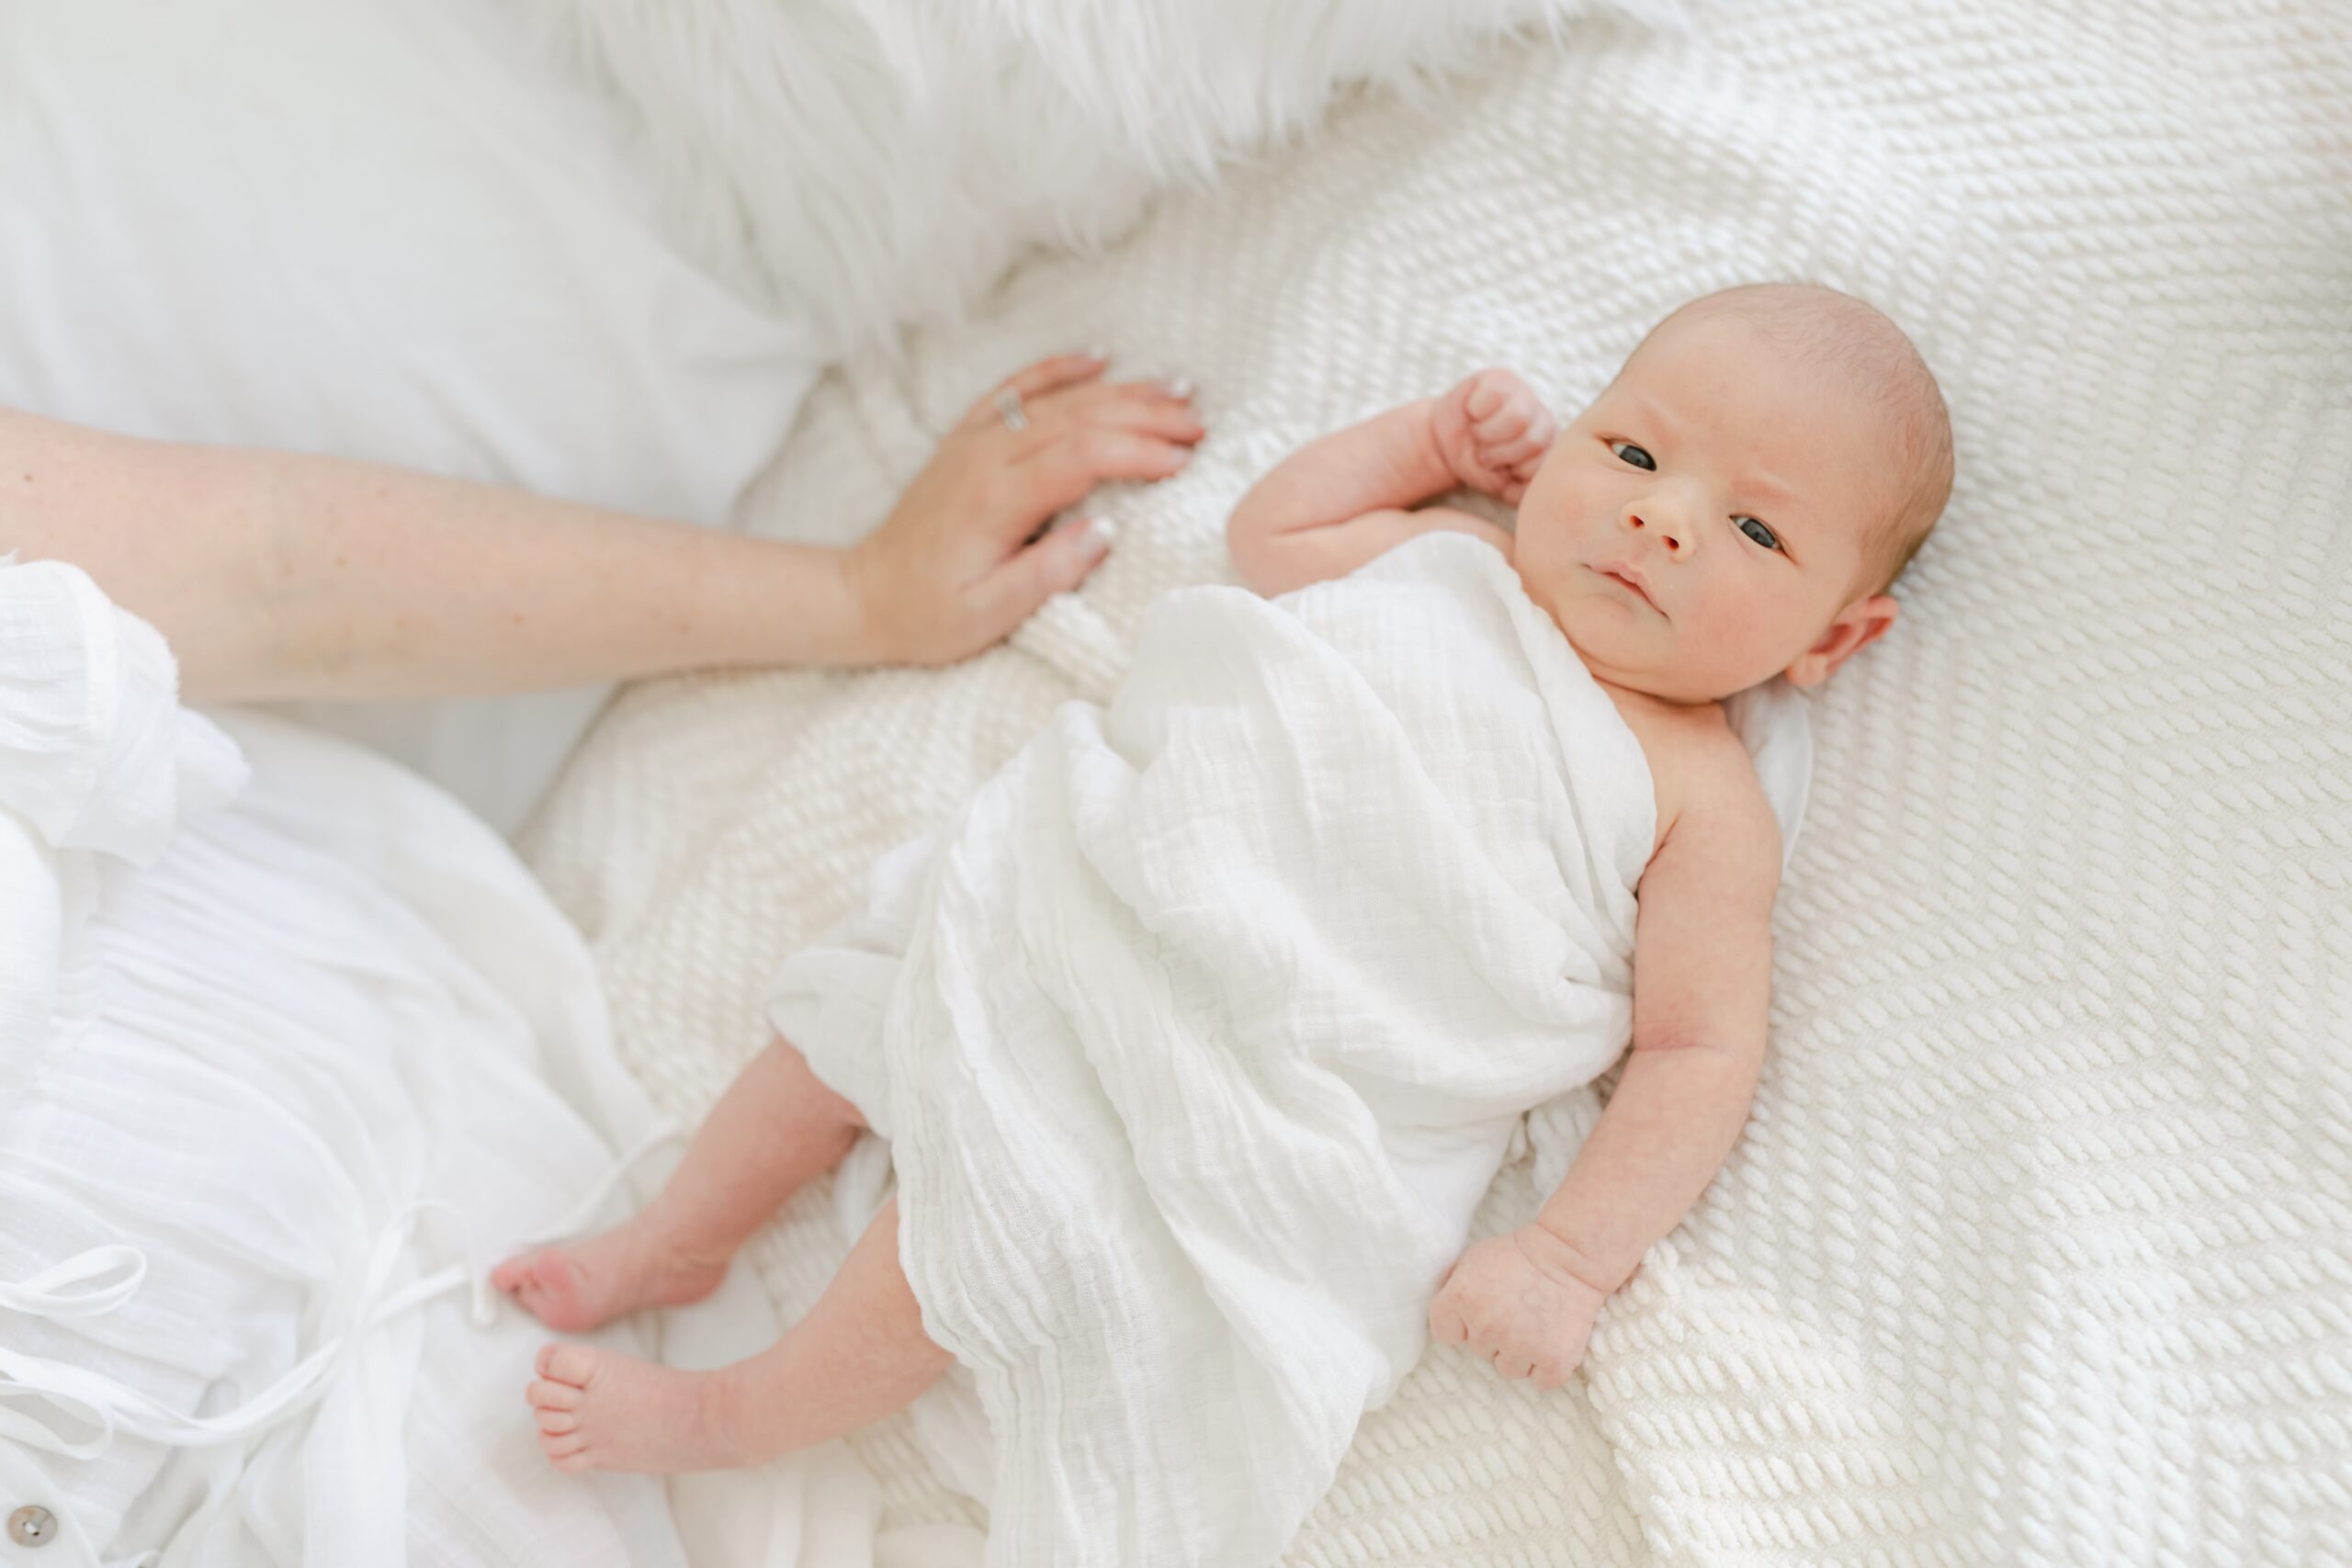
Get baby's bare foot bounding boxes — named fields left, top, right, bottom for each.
left=527, top=1343, right=754, bottom=1473
left=491, top=1216, right=726, bottom=1334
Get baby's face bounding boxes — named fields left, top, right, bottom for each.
left=1512, top=311, right=1900, bottom=705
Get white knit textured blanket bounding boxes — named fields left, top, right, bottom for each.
left=519, top=0, right=2352, bottom=1561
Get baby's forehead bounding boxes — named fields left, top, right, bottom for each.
left=1605, top=328, right=1911, bottom=514
left=1609, top=321, right=1889, bottom=446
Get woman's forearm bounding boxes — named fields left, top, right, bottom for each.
left=5, top=409, right=872, bottom=701
left=3, top=357, right=1200, bottom=703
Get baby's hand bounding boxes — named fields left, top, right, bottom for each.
left=1430, top=369, right=1556, bottom=504
left=1426, top=1223, right=1609, bottom=1391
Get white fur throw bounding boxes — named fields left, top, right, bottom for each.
left=535, top=0, right=1677, bottom=357
left=520, top=0, right=2352, bottom=1561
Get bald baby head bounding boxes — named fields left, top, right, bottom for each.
left=1639, top=284, right=1952, bottom=599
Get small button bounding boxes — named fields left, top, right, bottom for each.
left=7, top=1506, right=55, bottom=1547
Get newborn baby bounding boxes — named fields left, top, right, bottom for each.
left=495, top=282, right=1951, bottom=1562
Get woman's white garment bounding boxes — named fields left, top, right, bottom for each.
left=771, top=533, right=1677, bottom=1567
left=0, top=558, right=711, bottom=1567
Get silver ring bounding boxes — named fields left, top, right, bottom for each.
left=991, top=385, right=1028, bottom=432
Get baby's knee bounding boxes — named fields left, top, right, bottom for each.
left=767, top=1034, right=867, bottom=1134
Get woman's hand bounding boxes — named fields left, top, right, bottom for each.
left=1426, top=1223, right=1611, bottom=1391
left=1, top=352, right=1200, bottom=702
left=844, top=352, right=1204, bottom=665
left=1429, top=368, right=1555, bottom=505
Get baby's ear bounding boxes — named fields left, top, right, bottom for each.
left=1784, top=594, right=1898, bottom=688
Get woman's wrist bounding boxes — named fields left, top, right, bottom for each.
left=832, top=536, right=904, bottom=668
left=677, top=533, right=880, bottom=673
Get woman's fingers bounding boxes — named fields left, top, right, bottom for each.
left=1005, top=349, right=1113, bottom=399
left=976, top=517, right=1115, bottom=626
left=961, top=351, right=1113, bottom=431
left=1046, top=385, right=1204, bottom=444
left=1015, top=427, right=1193, bottom=515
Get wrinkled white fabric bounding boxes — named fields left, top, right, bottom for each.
left=0, top=558, right=688, bottom=1567
left=0, top=558, right=245, bottom=1129
left=770, top=534, right=1661, bottom=1566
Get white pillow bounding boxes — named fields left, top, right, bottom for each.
left=0, top=0, right=820, bottom=830
left=548, top=0, right=1683, bottom=358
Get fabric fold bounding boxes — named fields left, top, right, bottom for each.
left=0, top=557, right=245, bottom=864
left=0, top=556, right=688, bottom=1565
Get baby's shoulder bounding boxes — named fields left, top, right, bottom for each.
left=1611, top=695, right=1781, bottom=872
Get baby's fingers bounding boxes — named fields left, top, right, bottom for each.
left=1491, top=1352, right=1535, bottom=1382
left=1427, top=1295, right=1470, bottom=1346
left=1461, top=376, right=1508, bottom=423
left=1483, top=430, right=1552, bottom=472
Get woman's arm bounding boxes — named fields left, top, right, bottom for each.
left=4, top=354, right=1202, bottom=701
left=1225, top=369, right=1552, bottom=596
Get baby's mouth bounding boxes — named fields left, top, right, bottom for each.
left=1589, top=563, right=1661, bottom=615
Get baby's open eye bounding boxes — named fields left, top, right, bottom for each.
left=1610, top=442, right=1656, bottom=471
left=1736, top=516, right=1781, bottom=552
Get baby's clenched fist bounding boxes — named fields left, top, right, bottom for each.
left=1430, top=368, right=1556, bottom=504
left=1426, top=1223, right=1609, bottom=1391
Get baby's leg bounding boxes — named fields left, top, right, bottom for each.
left=526, top=1198, right=952, bottom=1473
left=494, top=1035, right=865, bottom=1333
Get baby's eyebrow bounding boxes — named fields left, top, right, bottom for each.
left=1742, top=469, right=1799, bottom=511
left=1623, top=395, right=1684, bottom=442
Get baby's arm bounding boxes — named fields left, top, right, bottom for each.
left=1429, top=748, right=1781, bottom=1388
left=1227, top=370, right=1555, bottom=596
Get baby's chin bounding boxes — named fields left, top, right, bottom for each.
left=1548, top=606, right=1774, bottom=706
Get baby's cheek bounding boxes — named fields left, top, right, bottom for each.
left=1512, top=547, right=1582, bottom=629
left=1706, top=591, right=1774, bottom=642
left=1698, top=589, right=1804, bottom=678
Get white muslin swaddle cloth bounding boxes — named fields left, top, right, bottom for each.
left=769, top=532, right=1658, bottom=1567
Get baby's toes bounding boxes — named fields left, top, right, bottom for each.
left=540, top=1429, right=588, bottom=1467
left=535, top=1403, right=579, bottom=1435
left=539, top=1343, right=602, bottom=1389
left=527, top=1374, right=583, bottom=1414
left=534, top=1341, right=601, bottom=1389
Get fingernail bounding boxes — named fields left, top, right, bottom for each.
left=1086, top=344, right=1109, bottom=361
left=1086, top=517, right=1118, bottom=551
left=1164, top=375, right=1194, bottom=400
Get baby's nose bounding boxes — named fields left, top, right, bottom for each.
left=1626, top=512, right=1685, bottom=553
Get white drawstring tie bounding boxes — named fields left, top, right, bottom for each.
left=0, top=1122, right=681, bottom=1461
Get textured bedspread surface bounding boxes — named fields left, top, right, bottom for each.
left=520, top=0, right=2352, bottom=1561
